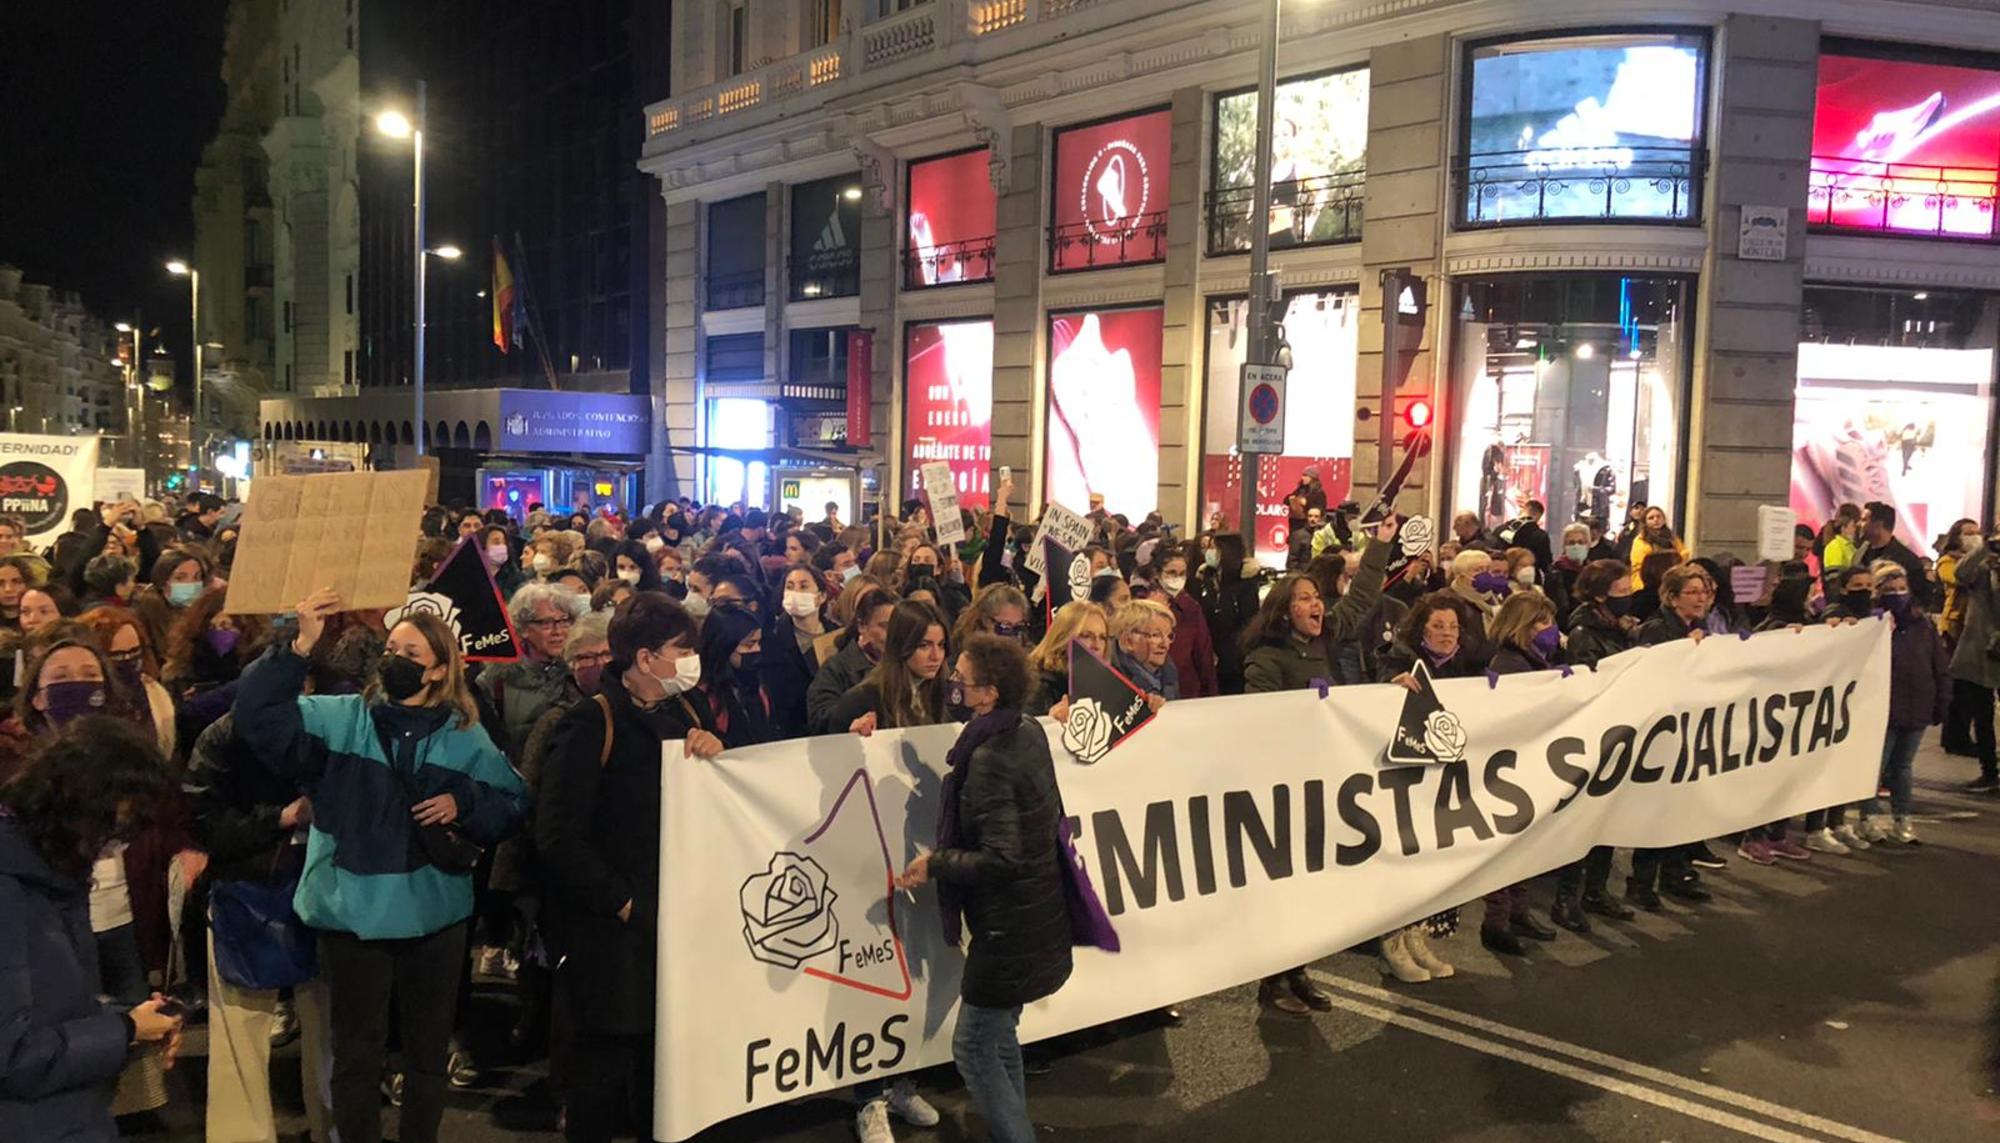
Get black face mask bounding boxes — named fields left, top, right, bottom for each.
left=1841, top=590, right=1873, bottom=615
left=733, top=651, right=762, bottom=679
left=1605, top=595, right=1634, bottom=617
left=378, top=654, right=428, bottom=702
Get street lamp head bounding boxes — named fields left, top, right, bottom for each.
left=432, top=244, right=463, bottom=261
left=165, top=260, right=190, bottom=276
left=114, top=322, right=133, bottom=333
left=376, top=110, right=414, bottom=139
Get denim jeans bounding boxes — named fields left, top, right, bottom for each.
left=953, top=1002, right=1035, bottom=1143
left=1865, top=726, right=1924, bottom=818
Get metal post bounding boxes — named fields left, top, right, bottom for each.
left=1236, top=0, right=1281, bottom=543
left=413, top=80, right=428, bottom=457
left=1378, top=269, right=1401, bottom=492
left=191, top=269, right=202, bottom=474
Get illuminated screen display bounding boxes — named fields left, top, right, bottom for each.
left=903, top=319, right=994, bottom=510
left=1046, top=306, right=1163, bottom=518
left=1050, top=109, right=1174, bottom=271
left=905, top=149, right=997, bottom=287
left=1811, top=51, right=2000, bottom=236
left=1464, top=34, right=1705, bottom=222
left=1790, top=341, right=1994, bottom=550
left=1213, top=69, right=1369, bottom=249
left=1202, top=291, right=1360, bottom=565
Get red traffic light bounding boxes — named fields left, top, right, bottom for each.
left=1403, top=399, right=1433, bottom=429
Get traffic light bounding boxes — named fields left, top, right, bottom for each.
left=1403, top=398, right=1433, bottom=430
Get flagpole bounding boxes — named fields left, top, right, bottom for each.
left=511, top=232, right=562, bottom=390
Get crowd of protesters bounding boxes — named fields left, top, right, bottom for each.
left=0, top=475, right=1989, bottom=1143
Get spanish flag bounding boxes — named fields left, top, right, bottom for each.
left=491, top=237, right=518, bottom=352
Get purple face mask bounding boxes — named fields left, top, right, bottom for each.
left=42, top=680, right=108, bottom=725
left=205, top=627, right=241, bottom=657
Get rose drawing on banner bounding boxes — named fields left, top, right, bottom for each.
left=1399, top=516, right=1435, bottom=558
left=739, top=852, right=841, bottom=970
left=1423, top=710, right=1468, bottom=763
left=1061, top=697, right=1115, bottom=764
left=1066, top=554, right=1092, bottom=600
left=386, top=591, right=464, bottom=639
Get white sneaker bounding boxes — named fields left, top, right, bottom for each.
left=1892, top=816, right=1920, bottom=845
left=856, top=1098, right=894, bottom=1143
left=1832, top=824, right=1872, bottom=851
left=1803, top=828, right=1851, bottom=855
left=1860, top=816, right=1892, bottom=844
left=887, top=1080, right=939, bottom=1127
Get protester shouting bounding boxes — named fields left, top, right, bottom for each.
left=234, top=593, right=527, bottom=1143
left=896, top=634, right=1072, bottom=1143
left=0, top=716, right=186, bottom=1143
left=538, top=592, right=722, bottom=1143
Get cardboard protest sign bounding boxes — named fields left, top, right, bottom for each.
left=1059, top=641, right=1155, bottom=764
left=96, top=467, right=147, bottom=505
left=384, top=536, right=522, bottom=662
left=224, top=470, right=430, bottom=614
left=1024, top=500, right=1091, bottom=577
left=920, top=462, right=965, bottom=546
left=0, top=434, right=98, bottom=542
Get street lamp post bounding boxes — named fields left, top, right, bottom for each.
left=1236, top=0, right=1283, bottom=546
left=165, top=260, right=201, bottom=474
left=115, top=320, right=145, bottom=469
left=377, top=83, right=437, bottom=458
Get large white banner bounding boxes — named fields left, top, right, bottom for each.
left=0, top=433, right=99, bottom=542
left=656, top=620, right=1892, bottom=1141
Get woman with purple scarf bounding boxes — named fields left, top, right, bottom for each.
left=897, top=633, right=1072, bottom=1143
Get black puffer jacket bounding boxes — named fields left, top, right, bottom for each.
left=183, top=712, right=305, bottom=884
left=930, top=715, right=1073, bottom=1009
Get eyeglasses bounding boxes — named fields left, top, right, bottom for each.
left=1138, top=628, right=1173, bottom=644
left=570, top=650, right=612, bottom=669
left=527, top=615, right=575, bottom=630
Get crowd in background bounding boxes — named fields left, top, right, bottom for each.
left=0, top=470, right=1991, bottom=1143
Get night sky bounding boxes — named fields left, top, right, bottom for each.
left=0, top=0, right=228, bottom=370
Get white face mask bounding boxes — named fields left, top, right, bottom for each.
left=1203, top=549, right=1220, bottom=570
left=617, top=568, right=643, bottom=586
left=1160, top=574, right=1186, bottom=596
left=649, top=650, right=701, bottom=697
left=643, top=534, right=665, bottom=554
left=532, top=554, right=555, bottom=574
left=486, top=544, right=510, bottom=565
left=782, top=590, right=819, bottom=618
left=1514, top=567, right=1536, bottom=586
left=683, top=590, right=711, bottom=619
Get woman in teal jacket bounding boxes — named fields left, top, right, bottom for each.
left=234, top=589, right=526, bottom=1143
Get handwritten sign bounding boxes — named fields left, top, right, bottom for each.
left=224, top=470, right=429, bottom=614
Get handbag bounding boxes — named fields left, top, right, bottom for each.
left=210, top=846, right=317, bottom=990
left=385, top=740, right=484, bottom=876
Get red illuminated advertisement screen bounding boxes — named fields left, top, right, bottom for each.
left=906, top=150, right=997, bottom=288
left=1050, top=109, right=1174, bottom=272
left=904, top=319, right=993, bottom=510
left=1811, top=52, right=2000, bottom=237
left=1045, top=307, right=1163, bottom=518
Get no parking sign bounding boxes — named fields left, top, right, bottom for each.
left=1238, top=363, right=1286, bottom=455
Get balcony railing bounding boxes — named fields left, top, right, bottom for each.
left=645, top=0, right=1183, bottom=143
left=1206, top=170, right=1365, bottom=255
left=787, top=251, right=861, bottom=302
left=1806, top=157, right=1999, bottom=241
left=1455, top=147, right=1705, bottom=228
left=904, top=236, right=997, bottom=289
left=1047, top=210, right=1169, bottom=273
left=706, top=269, right=766, bottom=311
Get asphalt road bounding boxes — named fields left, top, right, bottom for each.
left=133, top=735, right=1999, bottom=1142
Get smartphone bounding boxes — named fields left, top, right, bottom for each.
left=999, top=465, right=1012, bottom=485
left=155, top=997, right=187, bottom=1020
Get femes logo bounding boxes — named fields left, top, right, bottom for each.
left=740, top=768, right=912, bottom=1001
left=1385, top=660, right=1470, bottom=766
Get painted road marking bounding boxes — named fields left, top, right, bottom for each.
left=1308, top=971, right=1906, bottom=1143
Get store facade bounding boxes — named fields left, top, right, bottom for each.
left=642, top=0, right=2000, bottom=553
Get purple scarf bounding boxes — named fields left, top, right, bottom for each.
left=934, top=708, right=1120, bottom=953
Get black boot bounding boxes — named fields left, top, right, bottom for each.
left=1550, top=892, right=1591, bottom=934
left=1285, top=968, right=1332, bottom=1012
left=1511, top=913, right=1559, bottom=941
left=1661, top=874, right=1711, bottom=903
left=1480, top=925, right=1528, bottom=956
left=1626, top=876, right=1663, bottom=912
left=1581, top=890, right=1636, bottom=921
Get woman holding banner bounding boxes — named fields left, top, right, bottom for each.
left=896, top=633, right=1072, bottom=1143
left=234, top=593, right=527, bottom=1143
left=1478, top=594, right=1566, bottom=955
left=1025, top=603, right=1109, bottom=717
left=1240, top=519, right=1397, bottom=1009
left=1629, top=564, right=1719, bottom=908
left=1555, top=560, right=1641, bottom=927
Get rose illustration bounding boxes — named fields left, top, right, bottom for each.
left=1062, top=697, right=1114, bottom=763
left=1423, top=709, right=1467, bottom=763
left=386, top=591, right=463, bottom=640
left=1066, top=553, right=1092, bottom=600
left=1399, top=516, right=1435, bottom=557
left=739, top=852, right=841, bottom=970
